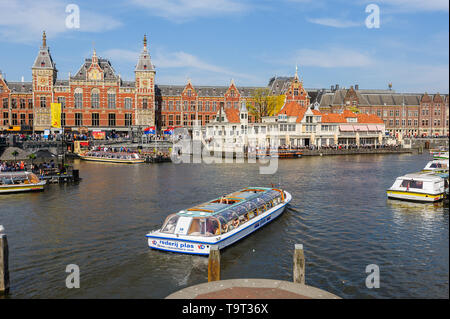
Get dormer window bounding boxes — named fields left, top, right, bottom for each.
left=41, top=62, right=45, bottom=67
left=143, top=65, right=147, bottom=69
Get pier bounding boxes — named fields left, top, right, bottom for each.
left=166, top=244, right=340, bottom=299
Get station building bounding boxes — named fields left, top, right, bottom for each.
left=0, top=32, right=448, bottom=138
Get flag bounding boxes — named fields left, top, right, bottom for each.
left=51, top=103, right=61, bottom=128
left=164, top=127, right=174, bottom=135
left=144, top=126, right=156, bottom=135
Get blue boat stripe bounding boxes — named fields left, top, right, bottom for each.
left=147, top=202, right=287, bottom=245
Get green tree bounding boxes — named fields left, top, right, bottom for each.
left=247, top=88, right=284, bottom=122
left=11, top=150, right=19, bottom=162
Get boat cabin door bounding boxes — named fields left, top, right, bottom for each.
left=174, top=216, right=192, bottom=235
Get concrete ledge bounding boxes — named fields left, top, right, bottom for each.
left=166, top=278, right=341, bottom=299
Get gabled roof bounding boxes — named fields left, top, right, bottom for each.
left=72, top=58, right=118, bottom=81
left=277, top=101, right=307, bottom=123
left=224, top=108, right=240, bottom=123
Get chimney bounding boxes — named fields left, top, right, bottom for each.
left=331, top=85, right=335, bottom=91
left=335, top=84, right=339, bottom=90
left=355, top=84, right=359, bottom=90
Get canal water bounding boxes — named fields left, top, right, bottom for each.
left=0, top=153, right=448, bottom=298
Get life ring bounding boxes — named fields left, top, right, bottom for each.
left=233, top=219, right=240, bottom=228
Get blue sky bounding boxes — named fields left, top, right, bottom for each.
left=0, top=0, right=448, bottom=93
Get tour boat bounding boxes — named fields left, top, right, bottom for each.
left=0, top=171, right=46, bottom=194
left=146, top=187, right=292, bottom=255
left=422, top=159, right=449, bottom=173
left=386, top=172, right=447, bottom=202
left=79, top=151, right=145, bottom=164
left=433, top=151, right=449, bottom=160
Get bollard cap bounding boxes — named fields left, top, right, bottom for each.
left=0, top=225, right=4, bottom=234
left=295, top=244, right=303, bottom=250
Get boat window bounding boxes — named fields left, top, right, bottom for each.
left=188, top=218, right=211, bottom=236
left=401, top=180, right=423, bottom=189
left=161, top=215, right=179, bottom=234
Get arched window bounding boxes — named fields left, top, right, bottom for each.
left=74, top=88, right=83, bottom=109
left=91, top=88, right=100, bottom=109
left=107, top=88, right=116, bottom=109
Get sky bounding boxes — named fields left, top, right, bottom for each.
left=0, top=0, right=448, bottom=93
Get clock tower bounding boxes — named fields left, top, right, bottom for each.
left=32, top=31, right=57, bottom=130
left=134, top=34, right=156, bottom=127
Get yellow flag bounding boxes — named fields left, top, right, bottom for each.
left=51, top=103, right=61, bottom=128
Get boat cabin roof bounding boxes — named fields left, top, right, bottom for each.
left=398, top=172, right=444, bottom=182
left=177, top=187, right=282, bottom=218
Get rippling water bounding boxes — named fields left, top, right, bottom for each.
left=0, top=153, right=448, bottom=298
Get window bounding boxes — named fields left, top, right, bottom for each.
left=191, top=101, right=195, bottom=111
left=92, top=113, right=99, bottom=126
left=3, top=112, right=8, bottom=125
left=213, top=102, right=217, bottom=112
left=3, top=98, right=8, bottom=109
left=205, top=115, right=210, bottom=124
left=12, top=113, right=17, bottom=125
left=57, top=96, right=66, bottom=109
left=389, top=110, right=394, bottom=116
left=294, top=88, right=298, bottom=96
left=142, top=98, right=148, bottom=109
left=198, top=101, right=203, bottom=111
left=125, top=113, right=132, bottom=126
left=190, top=114, right=195, bottom=126
left=20, top=99, right=25, bottom=109
left=176, top=100, right=181, bottom=111
left=183, top=114, right=188, bottom=126
left=227, top=102, right=231, bottom=109
left=75, top=113, right=83, bottom=126
left=168, top=115, right=174, bottom=126
left=11, top=99, right=17, bottom=109
left=161, top=101, right=166, bottom=111
left=395, top=110, right=399, bottom=116
left=108, top=113, right=116, bottom=126
left=176, top=114, right=181, bottom=126
left=40, top=96, right=47, bottom=108
left=91, top=89, right=100, bottom=108
left=20, top=114, right=26, bottom=125
left=28, top=113, right=33, bottom=125
left=168, top=101, right=173, bottom=111
left=161, top=115, right=166, bottom=127
left=61, top=113, right=65, bottom=126
left=74, top=89, right=83, bottom=109
left=124, top=97, right=132, bottom=110
left=107, top=90, right=116, bottom=109
left=183, top=101, right=188, bottom=111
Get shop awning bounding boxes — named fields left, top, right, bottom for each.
left=339, top=124, right=354, bottom=132
left=353, top=125, right=368, bottom=132
left=367, top=124, right=379, bottom=131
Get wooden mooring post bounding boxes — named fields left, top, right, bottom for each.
left=0, top=225, right=10, bottom=294
left=293, top=244, right=305, bottom=284
left=208, top=245, right=220, bottom=282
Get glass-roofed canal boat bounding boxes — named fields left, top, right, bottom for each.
left=146, top=187, right=292, bottom=255
left=0, top=171, right=46, bottom=194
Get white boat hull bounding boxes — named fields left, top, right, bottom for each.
left=147, top=191, right=292, bottom=255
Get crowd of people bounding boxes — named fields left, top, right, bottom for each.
left=0, top=160, right=58, bottom=175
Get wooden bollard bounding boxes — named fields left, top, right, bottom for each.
left=0, top=227, right=10, bottom=294
left=208, top=245, right=220, bottom=282
left=293, top=244, right=305, bottom=285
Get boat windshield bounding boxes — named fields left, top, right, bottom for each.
left=161, top=214, right=179, bottom=234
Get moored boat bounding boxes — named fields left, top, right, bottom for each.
left=146, top=187, right=292, bottom=255
left=79, top=151, right=145, bottom=164
left=422, top=159, right=449, bottom=173
left=0, top=171, right=46, bottom=194
left=386, top=172, right=446, bottom=202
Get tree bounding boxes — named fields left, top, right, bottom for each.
left=247, top=88, right=285, bottom=122
left=28, top=153, right=36, bottom=165
left=11, top=150, right=19, bottom=162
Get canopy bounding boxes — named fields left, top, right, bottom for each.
left=339, top=124, right=354, bottom=132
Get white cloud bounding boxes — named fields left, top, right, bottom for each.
left=102, top=48, right=258, bottom=83
left=0, top=0, right=122, bottom=43
left=307, top=17, right=361, bottom=28
left=373, top=0, right=448, bottom=12
left=294, top=48, right=374, bottom=68
left=131, top=0, right=249, bottom=22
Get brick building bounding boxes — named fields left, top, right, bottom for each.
left=0, top=32, right=448, bottom=138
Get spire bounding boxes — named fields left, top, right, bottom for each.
left=135, top=34, right=154, bottom=72
left=92, top=46, right=98, bottom=64
left=42, top=31, right=47, bottom=47
left=33, top=31, right=56, bottom=70
left=295, top=64, right=298, bottom=79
